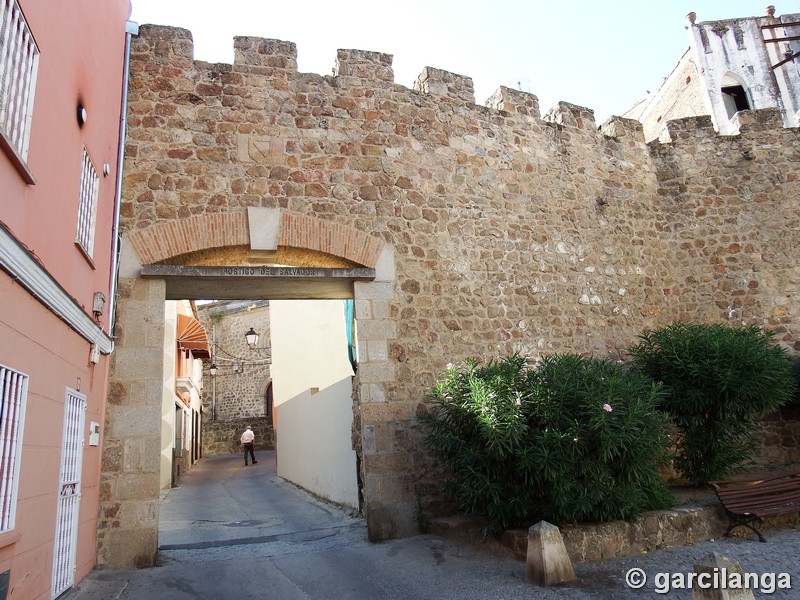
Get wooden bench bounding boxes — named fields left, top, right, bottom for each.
left=710, top=468, right=800, bottom=542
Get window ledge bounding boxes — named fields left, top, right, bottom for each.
left=0, top=130, right=35, bottom=185
left=0, top=530, right=21, bottom=549
left=74, top=242, right=97, bottom=270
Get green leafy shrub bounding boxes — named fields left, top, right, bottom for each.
left=628, top=323, right=794, bottom=485
left=417, top=353, right=673, bottom=535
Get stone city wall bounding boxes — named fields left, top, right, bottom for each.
left=750, top=406, right=800, bottom=467
left=120, top=25, right=800, bottom=538
left=648, top=108, right=799, bottom=350
left=197, top=302, right=271, bottom=421
left=203, top=416, right=275, bottom=456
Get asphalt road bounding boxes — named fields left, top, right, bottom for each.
left=66, top=452, right=800, bottom=599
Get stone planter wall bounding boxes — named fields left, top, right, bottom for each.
left=431, top=502, right=800, bottom=565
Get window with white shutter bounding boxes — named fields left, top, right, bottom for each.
left=0, top=365, right=28, bottom=533
left=76, top=148, right=99, bottom=258
left=0, top=0, right=40, bottom=163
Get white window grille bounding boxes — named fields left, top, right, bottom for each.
left=76, top=148, right=99, bottom=258
left=0, top=0, right=40, bottom=161
left=0, top=365, right=28, bottom=533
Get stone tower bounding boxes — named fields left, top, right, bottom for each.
left=628, top=6, right=800, bottom=141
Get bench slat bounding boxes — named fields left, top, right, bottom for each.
left=713, top=478, right=800, bottom=495
left=717, top=491, right=799, bottom=506
left=714, top=475, right=800, bottom=489
left=711, top=470, right=800, bottom=515
left=717, top=487, right=800, bottom=506
left=710, top=469, right=800, bottom=487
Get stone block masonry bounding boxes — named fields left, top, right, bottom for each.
left=111, top=24, right=800, bottom=555
left=196, top=301, right=272, bottom=421
left=203, top=417, right=275, bottom=456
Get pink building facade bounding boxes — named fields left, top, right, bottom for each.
left=0, top=1, right=132, bottom=597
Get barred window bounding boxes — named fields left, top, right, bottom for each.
left=0, top=365, right=28, bottom=533
left=0, top=0, right=40, bottom=162
left=76, top=148, right=99, bottom=258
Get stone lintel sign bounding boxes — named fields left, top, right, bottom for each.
left=140, top=264, right=376, bottom=301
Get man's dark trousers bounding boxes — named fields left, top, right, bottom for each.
left=244, top=443, right=256, bottom=465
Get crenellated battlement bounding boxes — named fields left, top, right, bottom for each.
left=131, top=24, right=799, bottom=155
left=129, top=25, right=608, bottom=132
left=233, top=37, right=298, bottom=71
left=125, top=24, right=800, bottom=244
left=729, top=107, right=786, bottom=134
left=544, top=102, right=597, bottom=132
left=413, top=67, right=475, bottom=104
left=486, top=86, right=541, bottom=119
left=335, top=49, right=394, bottom=85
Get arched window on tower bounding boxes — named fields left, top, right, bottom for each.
left=720, top=73, right=751, bottom=120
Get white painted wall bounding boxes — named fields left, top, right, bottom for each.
left=161, top=302, right=178, bottom=490
left=270, top=300, right=358, bottom=509
left=689, top=14, right=800, bottom=134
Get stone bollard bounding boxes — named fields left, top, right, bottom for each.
left=525, top=521, right=576, bottom=586
left=692, top=553, right=755, bottom=600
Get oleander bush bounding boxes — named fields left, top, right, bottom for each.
left=417, top=353, right=673, bottom=535
left=628, top=322, right=795, bottom=486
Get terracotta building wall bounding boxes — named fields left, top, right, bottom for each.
left=0, top=0, right=131, bottom=596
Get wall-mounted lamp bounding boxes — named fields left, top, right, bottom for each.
left=245, top=327, right=259, bottom=349
left=232, top=363, right=241, bottom=374
left=596, top=197, right=608, bottom=207
left=209, top=363, right=218, bottom=377
left=77, top=104, right=88, bottom=127
left=244, top=327, right=271, bottom=358
left=742, top=150, right=754, bottom=160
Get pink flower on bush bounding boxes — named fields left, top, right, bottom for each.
left=602, top=403, right=613, bottom=413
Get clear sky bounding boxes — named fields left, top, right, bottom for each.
left=129, top=1, right=782, bottom=122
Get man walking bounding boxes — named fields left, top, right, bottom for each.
left=241, top=425, right=257, bottom=466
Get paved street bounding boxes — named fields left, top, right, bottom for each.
left=67, top=452, right=800, bottom=599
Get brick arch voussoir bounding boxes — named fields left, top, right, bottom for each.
left=125, top=210, right=385, bottom=268
left=126, top=213, right=250, bottom=265
left=278, top=212, right=384, bottom=268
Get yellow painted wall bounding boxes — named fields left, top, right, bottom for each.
left=270, top=300, right=358, bottom=509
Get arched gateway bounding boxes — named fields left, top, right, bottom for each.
left=96, top=22, right=800, bottom=568
left=98, top=209, right=399, bottom=567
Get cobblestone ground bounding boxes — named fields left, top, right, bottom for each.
left=568, top=525, right=800, bottom=598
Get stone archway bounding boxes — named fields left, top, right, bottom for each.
left=98, top=208, right=397, bottom=567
